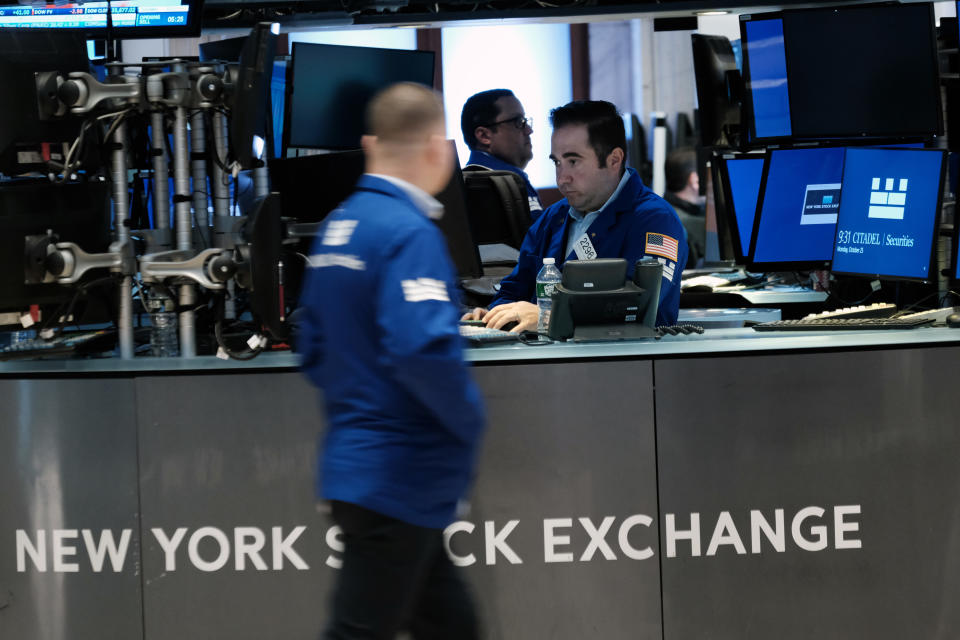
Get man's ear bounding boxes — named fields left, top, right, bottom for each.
left=474, top=125, right=493, bottom=148
left=607, top=147, right=625, bottom=171
left=360, top=134, right=377, bottom=155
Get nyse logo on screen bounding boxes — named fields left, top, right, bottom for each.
left=868, top=177, right=908, bottom=220
left=800, top=183, right=842, bottom=225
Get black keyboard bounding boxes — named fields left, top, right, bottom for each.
left=0, top=329, right=114, bottom=360
left=752, top=317, right=935, bottom=332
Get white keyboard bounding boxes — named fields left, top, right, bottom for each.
left=802, top=302, right=897, bottom=321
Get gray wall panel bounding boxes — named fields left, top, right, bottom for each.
left=0, top=378, right=142, bottom=640
left=135, top=361, right=661, bottom=640
left=136, top=372, right=327, bottom=640
left=655, top=348, right=960, bottom=640
left=468, top=361, right=661, bottom=640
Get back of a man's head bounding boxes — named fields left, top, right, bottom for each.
left=460, top=89, right=515, bottom=149
left=665, top=148, right=697, bottom=193
left=364, top=82, right=451, bottom=195
left=367, top=82, right=446, bottom=148
left=549, top=100, right=626, bottom=169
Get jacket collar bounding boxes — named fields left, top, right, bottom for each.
left=465, top=150, right=532, bottom=183
left=557, top=168, right=644, bottom=263
left=359, top=174, right=444, bottom=220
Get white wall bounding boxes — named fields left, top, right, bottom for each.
left=440, top=23, right=572, bottom=189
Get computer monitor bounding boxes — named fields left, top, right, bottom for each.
left=832, top=148, right=946, bottom=282
left=748, top=146, right=845, bottom=271
left=691, top=34, right=740, bottom=148
left=201, top=37, right=288, bottom=162
left=715, top=154, right=765, bottom=264
left=269, top=142, right=481, bottom=280
left=0, top=179, right=112, bottom=328
left=230, top=23, right=278, bottom=170
left=0, top=0, right=202, bottom=38
left=741, top=4, right=941, bottom=145
left=284, top=43, right=435, bottom=151
left=740, top=13, right=791, bottom=144
left=0, top=32, right=90, bottom=176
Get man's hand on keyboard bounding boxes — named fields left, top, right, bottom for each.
left=461, top=307, right=488, bottom=322
left=481, top=302, right=539, bottom=333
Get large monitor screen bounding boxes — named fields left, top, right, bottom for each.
left=0, top=0, right=202, bottom=38
left=832, top=148, right=945, bottom=281
left=748, top=147, right=845, bottom=269
left=724, top=156, right=765, bottom=260
left=285, top=43, right=435, bottom=151
left=741, top=16, right=791, bottom=141
left=741, top=3, right=941, bottom=144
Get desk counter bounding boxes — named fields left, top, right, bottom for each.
left=0, top=326, right=959, bottom=374
left=1, top=328, right=959, bottom=639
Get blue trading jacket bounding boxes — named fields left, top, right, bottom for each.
left=466, top=149, right=543, bottom=219
left=298, top=175, right=486, bottom=530
left=490, top=168, right=687, bottom=326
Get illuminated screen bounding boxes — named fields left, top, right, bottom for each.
left=0, top=0, right=198, bottom=35
left=743, top=17, right=791, bottom=140
left=832, top=148, right=944, bottom=280
left=725, top=157, right=765, bottom=257
left=750, top=147, right=845, bottom=267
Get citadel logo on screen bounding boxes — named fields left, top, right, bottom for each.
left=867, top=177, right=908, bottom=220
left=800, top=183, right=841, bottom=225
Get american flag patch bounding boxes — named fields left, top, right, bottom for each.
left=645, top=232, right=679, bottom=262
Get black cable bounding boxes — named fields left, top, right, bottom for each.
left=212, top=292, right=264, bottom=360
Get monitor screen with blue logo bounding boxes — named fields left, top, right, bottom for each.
left=832, top=147, right=945, bottom=281
left=749, top=147, right=845, bottom=269
left=725, top=156, right=765, bottom=259
left=741, top=16, right=792, bottom=141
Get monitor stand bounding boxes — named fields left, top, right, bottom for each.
left=571, top=324, right=657, bottom=342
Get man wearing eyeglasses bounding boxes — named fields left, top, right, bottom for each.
left=461, top=89, right=543, bottom=218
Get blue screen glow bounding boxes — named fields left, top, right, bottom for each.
left=744, top=18, right=792, bottom=140
left=832, top=148, right=943, bottom=280
left=751, top=147, right=846, bottom=265
left=726, top=157, right=765, bottom=257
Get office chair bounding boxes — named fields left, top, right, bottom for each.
left=462, top=169, right=531, bottom=250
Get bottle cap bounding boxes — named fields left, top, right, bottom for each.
left=543, top=257, right=555, bottom=265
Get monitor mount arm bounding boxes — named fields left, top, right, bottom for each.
left=139, top=248, right=237, bottom=290
left=24, top=232, right=135, bottom=285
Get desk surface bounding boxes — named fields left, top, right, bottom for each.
left=1, top=326, right=959, bottom=374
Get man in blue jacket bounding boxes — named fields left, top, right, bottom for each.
left=463, top=100, right=687, bottom=331
left=298, top=83, right=485, bottom=640
left=461, top=89, right=543, bottom=218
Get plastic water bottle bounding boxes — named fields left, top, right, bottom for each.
left=536, top=257, right=562, bottom=334
left=147, top=292, right=179, bottom=357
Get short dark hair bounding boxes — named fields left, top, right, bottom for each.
left=549, top=100, right=626, bottom=170
left=665, top=148, right=698, bottom=193
left=461, top=89, right=515, bottom=150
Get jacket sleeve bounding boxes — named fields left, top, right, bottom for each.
left=489, top=206, right=553, bottom=308
left=295, top=238, right=326, bottom=388
left=376, top=228, right=486, bottom=446
left=625, top=205, right=688, bottom=325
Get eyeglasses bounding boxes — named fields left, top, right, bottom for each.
left=483, top=115, right=533, bottom=131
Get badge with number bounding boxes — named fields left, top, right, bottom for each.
left=573, top=233, right=597, bottom=260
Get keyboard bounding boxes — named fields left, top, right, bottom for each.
left=459, top=324, right=520, bottom=345
left=752, top=317, right=935, bottom=332
left=802, top=302, right=897, bottom=320
left=0, top=329, right=114, bottom=360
